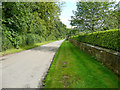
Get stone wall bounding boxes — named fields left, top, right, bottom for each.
left=69, top=39, right=120, bottom=76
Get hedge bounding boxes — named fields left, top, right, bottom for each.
left=71, top=29, right=120, bottom=52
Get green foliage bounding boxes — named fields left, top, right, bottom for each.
left=18, top=34, right=43, bottom=47
left=2, top=24, right=18, bottom=50
left=2, top=34, right=13, bottom=51
left=1, top=40, right=56, bottom=56
left=71, top=2, right=119, bottom=32
left=71, top=29, right=120, bottom=51
left=2, top=2, right=68, bottom=51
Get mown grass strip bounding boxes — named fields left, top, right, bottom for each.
left=44, top=40, right=119, bottom=88
left=0, top=40, right=57, bottom=56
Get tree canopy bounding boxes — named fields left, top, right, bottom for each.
left=70, top=2, right=119, bottom=33
left=2, top=2, right=68, bottom=50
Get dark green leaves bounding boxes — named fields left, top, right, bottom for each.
left=2, top=2, right=67, bottom=51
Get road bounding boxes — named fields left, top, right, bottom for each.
left=0, top=40, right=64, bottom=88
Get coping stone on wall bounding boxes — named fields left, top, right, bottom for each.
left=69, top=39, right=120, bottom=76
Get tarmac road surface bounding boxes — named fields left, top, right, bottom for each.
left=0, top=40, right=64, bottom=88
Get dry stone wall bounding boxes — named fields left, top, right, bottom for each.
left=69, top=39, right=120, bottom=76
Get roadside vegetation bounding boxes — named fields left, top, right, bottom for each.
left=1, top=1, right=120, bottom=88
left=0, top=40, right=59, bottom=56
left=71, top=29, right=120, bottom=52
left=44, top=40, right=119, bottom=88
left=70, top=2, right=119, bottom=33
left=1, top=2, right=69, bottom=53
left=67, top=1, right=120, bottom=52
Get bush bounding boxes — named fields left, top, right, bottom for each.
left=46, top=34, right=57, bottom=41
left=18, top=34, right=42, bottom=47
left=2, top=34, right=13, bottom=51
left=2, top=32, right=57, bottom=51
left=71, top=29, right=120, bottom=51
left=18, top=35, right=26, bottom=47
left=2, top=33, right=44, bottom=51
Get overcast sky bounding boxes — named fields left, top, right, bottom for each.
left=59, top=0, right=120, bottom=28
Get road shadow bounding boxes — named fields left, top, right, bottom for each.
left=31, top=45, right=59, bottom=53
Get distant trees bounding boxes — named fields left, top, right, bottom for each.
left=2, top=2, right=68, bottom=50
left=70, top=2, right=119, bottom=33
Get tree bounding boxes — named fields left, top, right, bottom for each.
left=2, top=2, right=68, bottom=50
left=70, top=2, right=115, bottom=33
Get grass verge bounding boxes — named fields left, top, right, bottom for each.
left=0, top=40, right=57, bottom=56
left=43, top=40, right=119, bottom=88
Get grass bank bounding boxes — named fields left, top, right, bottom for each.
left=0, top=40, right=57, bottom=56
left=44, top=40, right=119, bottom=88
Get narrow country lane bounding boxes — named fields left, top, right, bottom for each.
left=0, top=40, right=64, bottom=88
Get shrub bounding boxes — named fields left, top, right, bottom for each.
left=71, top=29, right=120, bottom=51
left=18, top=34, right=42, bottom=47
left=2, top=34, right=13, bottom=51
left=46, top=34, right=57, bottom=41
